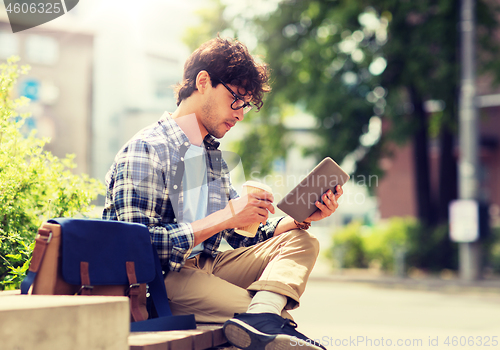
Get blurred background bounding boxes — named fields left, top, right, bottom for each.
left=1, top=0, right=500, bottom=282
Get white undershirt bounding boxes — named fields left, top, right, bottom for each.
left=182, top=144, right=208, bottom=258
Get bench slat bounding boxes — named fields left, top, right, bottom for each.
left=128, top=324, right=227, bottom=350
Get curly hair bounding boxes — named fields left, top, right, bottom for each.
left=174, top=37, right=271, bottom=111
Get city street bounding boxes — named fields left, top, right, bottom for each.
left=289, top=261, right=500, bottom=350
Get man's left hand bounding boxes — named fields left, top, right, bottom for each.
left=304, top=185, right=343, bottom=223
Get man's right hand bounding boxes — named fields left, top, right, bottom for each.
left=226, top=192, right=275, bottom=229
left=191, top=191, right=275, bottom=246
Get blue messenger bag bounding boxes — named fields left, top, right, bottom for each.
left=21, top=218, right=196, bottom=332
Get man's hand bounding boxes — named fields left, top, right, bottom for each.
left=304, top=185, right=343, bottom=223
left=191, top=191, right=275, bottom=245
left=226, top=192, right=275, bottom=229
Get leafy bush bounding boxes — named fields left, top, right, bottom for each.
left=0, top=57, right=104, bottom=290
left=328, top=216, right=464, bottom=274
left=406, top=222, right=456, bottom=271
left=363, top=217, right=417, bottom=271
left=328, top=221, right=369, bottom=269
left=484, top=227, right=500, bottom=273
left=328, top=217, right=424, bottom=272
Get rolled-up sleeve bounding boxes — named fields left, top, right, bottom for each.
left=148, top=223, right=194, bottom=271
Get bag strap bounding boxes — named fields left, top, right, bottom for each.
left=148, top=247, right=173, bottom=316
left=125, top=261, right=145, bottom=322
left=79, top=261, right=93, bottom=295
left=21, top=228, right=53, bottom=294
left=130, top=247, right=197, bottom=332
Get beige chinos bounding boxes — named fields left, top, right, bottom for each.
left=164, top=229, right=320, bottom=323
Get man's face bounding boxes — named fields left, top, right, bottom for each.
left=200, top=82, right=249, bottom=139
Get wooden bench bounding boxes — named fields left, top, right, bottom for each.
left=128, top=324, right=234, bottom=350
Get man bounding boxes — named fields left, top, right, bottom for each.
left=103, top=37, right=343, bottom=350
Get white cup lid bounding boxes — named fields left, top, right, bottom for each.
left=242, top=181, right=273, bottom=194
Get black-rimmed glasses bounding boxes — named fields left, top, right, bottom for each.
left=212, top=76, right=253, bottom=114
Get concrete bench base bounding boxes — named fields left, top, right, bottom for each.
left=0, top=294, right=129, bottom=350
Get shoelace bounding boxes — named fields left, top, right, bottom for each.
left=280, top=318, right=298, bottom=329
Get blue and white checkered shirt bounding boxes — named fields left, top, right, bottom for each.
left=102, top=113, right=283, bottom=272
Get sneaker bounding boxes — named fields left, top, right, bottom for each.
left=223, top=313, right=326, bottom=350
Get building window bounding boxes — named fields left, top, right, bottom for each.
left=25, top=35, right=59, bottom=65
left=147, top=54, right=180, bottom=110
left=0, top=30, right=20, bottom=59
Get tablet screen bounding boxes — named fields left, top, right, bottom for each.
left=276, top=157, right=349, bottom=222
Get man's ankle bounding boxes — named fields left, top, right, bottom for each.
left=247, top=291, right=287, bottom=315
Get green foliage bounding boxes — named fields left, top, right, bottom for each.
left=328, top=217, right=456, bottom=273
left=182, top=0, right=230, bottom=52
left=406, top=222, right=456, bottom=271
left=483, top=227, right=500, bottom=273
left=231, top=116, right=289, bottom=177
left=363, top=217, right=416, bottom=271
left=0, top=57, right=105, bottom=290
left=188, top=0, right=500, bottom=193
left=328, top=221, right=368, bottom=268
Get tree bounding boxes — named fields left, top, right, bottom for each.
left=0, top=57, right=104, bottom=289
left=186, top=0, right=500, bottom=269
left=251, top=0, right=498, bottom=222
left=250, top=0, right=500, bottom=270
left=183, top=0, right=230, bottom=49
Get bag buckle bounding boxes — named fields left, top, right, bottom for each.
left=76, top=285, right=94, bottom=295
left=36, top=231, right=53, bottom=244
left=126, top=283, right=141, bottom=295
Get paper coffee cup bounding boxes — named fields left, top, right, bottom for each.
left=234, top=181, right=273, bottom=237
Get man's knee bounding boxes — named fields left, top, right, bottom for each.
left=281, top=229, right=320, bottom=256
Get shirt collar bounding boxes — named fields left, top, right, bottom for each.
left=158, top=112, right=191, bottom=148
left=203, top=134, right=220, bottom=150
left=159, top=112, right=221, bottom=151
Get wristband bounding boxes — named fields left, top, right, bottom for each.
left=294, top=220, right=311, bottom=230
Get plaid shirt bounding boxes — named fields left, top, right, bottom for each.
left=102, top=113, right=283, bottom=272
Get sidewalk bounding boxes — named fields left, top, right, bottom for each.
left=309, top=255, right=500, bottom=295
left=292, top=257, right=500, bottom=350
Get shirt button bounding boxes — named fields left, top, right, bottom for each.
left=180, top=157, right=184, bottom=161
left=173, top=218, right=177, bottom=222
left=216, top=158, right=219, bottom=161
left=184, top=142, right=189, bottom=146
left=173, top=185, right=178, bottom=190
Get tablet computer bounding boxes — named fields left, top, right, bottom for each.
left=277, top=157, right=349, bottom=222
